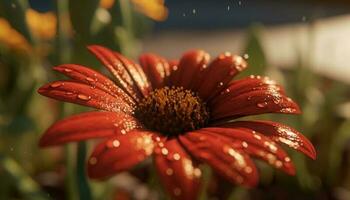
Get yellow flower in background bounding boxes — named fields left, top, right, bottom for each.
left=100, top=0, right=168, bottom=21
left=26, top=9, right=57, bottom=40
left=100, top=0, right=115, bottom=9
left=131, top=0, right=168, bottom=21
left=0, top=18, right=30, bottom=52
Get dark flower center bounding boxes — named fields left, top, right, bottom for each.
left=135, top=87, right=210, bottom=137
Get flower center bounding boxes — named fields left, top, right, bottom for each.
left=135, top=87, right=210, bottom=137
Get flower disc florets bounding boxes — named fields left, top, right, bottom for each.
left=135, top=86, right=210, bottom=136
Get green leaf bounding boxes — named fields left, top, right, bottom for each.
left=68, top=0, right=99, bottom=42
left=240, top=24, right=267, bottom=77
left=328, top=120, right=350, bottom=182
left=0, top=154, right=50, bottom=200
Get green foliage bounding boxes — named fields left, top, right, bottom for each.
left=0, top=1, right=350, bottom=199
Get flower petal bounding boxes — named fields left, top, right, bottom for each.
left=219, top=121, right=316, bottom=160
left=196, top=53, right=247, bottom=100
left=139, top=53, right=170, bottom=89
left=153, top=138, right=201, bottom=200
left=210, top=88, right=300, bottom=121
left=202, top=127, right=295, bottom=175
left=210, top=76, right=285, bottom=106
left=179, top=131, right=258, bottom=187
left=87, top=45, right=143, bottom=100
left=53, top=64, right=135, bottom=106
left=170, top=50, right=210, bottom=90
left=38, top=81, right=133, bottom=114
left=87, top=131, right=158, bottom=179
left=113, top=52, right=152, bottom=97
left=39, top=111, right=141, bottom=147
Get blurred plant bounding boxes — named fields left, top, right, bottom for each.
left=100, top=0, right=168, bottom=21
left=0, top=18, right=31, bottom=52
left=0, top=0, right=350, bottom=199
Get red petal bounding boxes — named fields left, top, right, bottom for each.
left=153, top=138, right=201, bottom=200
left=202, top=127, right=295, bottom=175
left=88, top=131, right=159, bottom=179
left=39, top=111, right=142, bottom=147
left=53, top=64, right=135, bottom=106
left=219, top=121, right=316, bottom=160
left=179, top=131, right=258, bottom=187
left=113, top=52, right=152, bottom=97
left=170, top=50, right=210, bottom=90
left=196, top=53, right=247, bottom=100
left=210, top=76, right=285, bottom=106
left=139, top=53, right=170, bottom=89
left=211, top=88, right=300, bottom=121
left=87, top=45, right=142, bottom=100
left=38, top=81, right=133, bottom=114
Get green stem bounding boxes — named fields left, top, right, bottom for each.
left=76, top=142, right=92, bottom=200
left=64, top=145, right=78, bottom=200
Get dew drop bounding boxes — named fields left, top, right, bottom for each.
left=284, top=157, right=291, bottom=162
left=174, top=188, right=182, bottom=196
left=166, top=168, right=173, bottom=175
left=242, top=141, right=248, bottom=148
left=112, top=140, right=120, bottom=147
left=77, top=94, right=91, bottom=100
left=64, top=68, right=72, bottom=72
left=275, top=160, right=283, bottom=168
left=89, top=157, right=97, bottom=165
left=86, top=77, right=95, bottom=82
left=257, top=102, right=268, bottom=108
left=173, top=153, right=181, bottom=160
left=244, top=166, right=252, bottom=174
left=51, top=82, right=63, bottom=88
left=161, top=148, right=168, bottom=155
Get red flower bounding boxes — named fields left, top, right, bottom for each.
left=38, top=45, right=316, bottom=200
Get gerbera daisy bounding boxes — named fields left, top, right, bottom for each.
left=38, top=45, right=316, bottom=200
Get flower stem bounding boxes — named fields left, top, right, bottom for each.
left=76, top=142, right=92, bottom=200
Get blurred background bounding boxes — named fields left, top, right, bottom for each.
left=0, top=0, right=350, bottom=199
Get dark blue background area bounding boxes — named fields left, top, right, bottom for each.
left=29, top=0, right=350, bottom=30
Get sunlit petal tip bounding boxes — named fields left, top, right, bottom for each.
left=87, top=131, right=157, bottom=179
left=153, top=138, right=201, bottom=200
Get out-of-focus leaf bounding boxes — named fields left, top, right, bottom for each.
left=68, top=0, right=99, bottom=42
left=0, top=154, right=50, bottom=200
left=328, top=120, right=350, bottom=182
left=0, top=0, right=34, bottom=44
left=240, top=24, right=267, bottom=77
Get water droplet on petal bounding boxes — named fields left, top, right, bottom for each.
left=275, top=160, right=283, bottom=168
left=174, top=188, right=182, bottom=196
left=112, top=140, right=120, bottom=147
left=77, top=94, right=91, bottom=100
left=64, top=68, right=72, bottom=72
left=161, top=148, right=168, bottom=155
left=284, top=157, right=291, bottom=162
left=257, top=102, right=268, bottom=108
left=166, top=168, right=173, bottom=175
left=242, top=141, right=248, bottom=148
left=89, top=157, right=97, bottom=165
left=86, top=77, right=95, bottom=82
left=244, top=166, right=252, bottom=174
left=51, top=82, right=63, bottom=88
left=173, top=153, right=181, bottom=160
